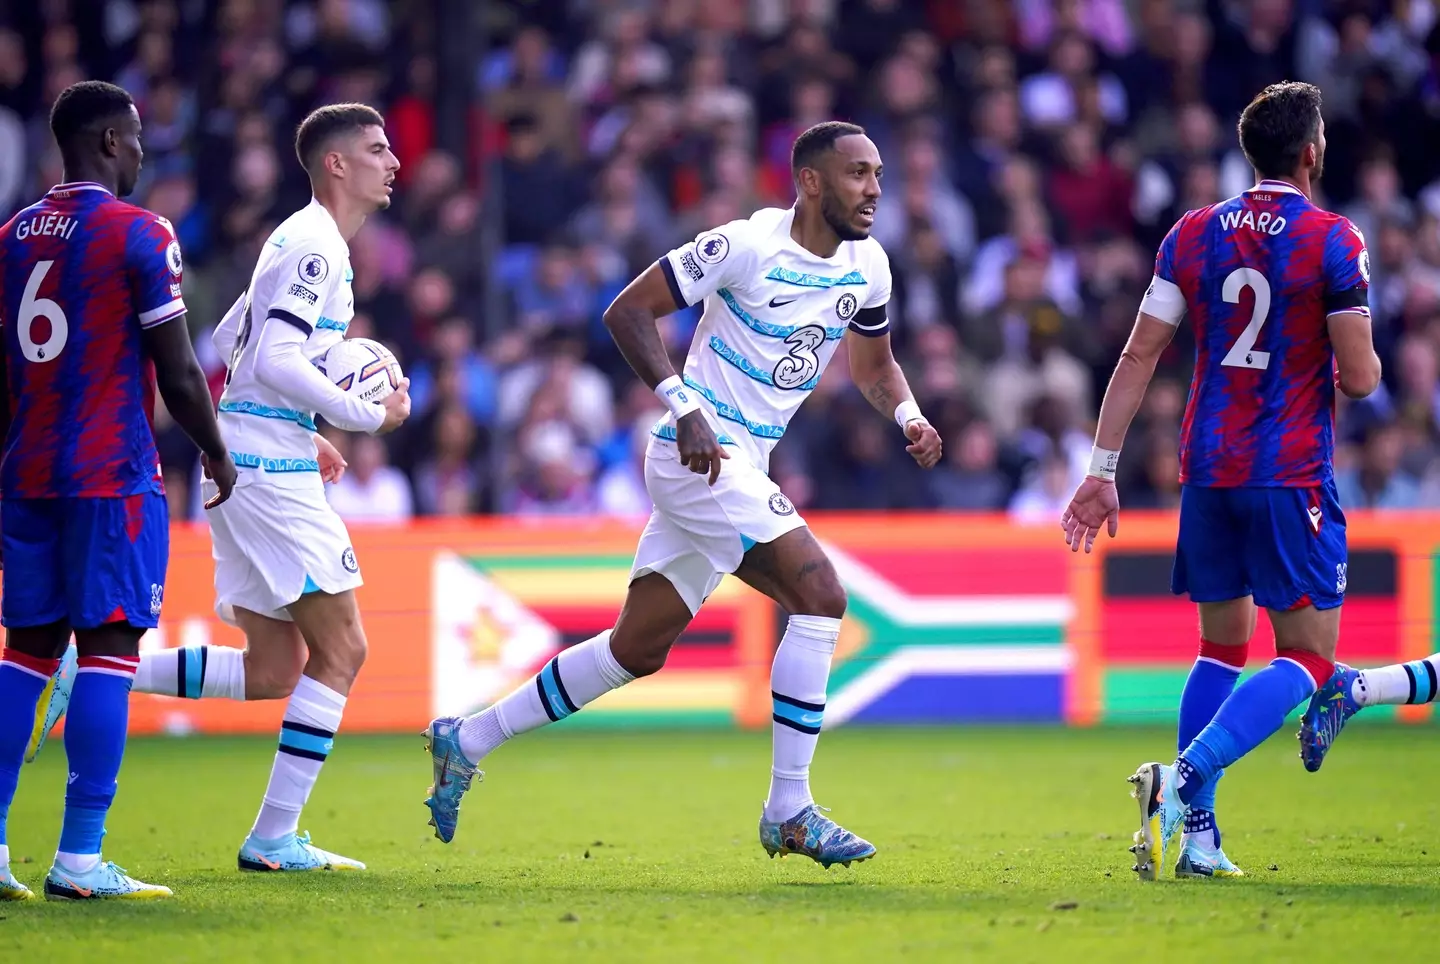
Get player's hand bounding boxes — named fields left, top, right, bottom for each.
left=676, top=410, right=728, bottom=485
left=376, top=378, right=412, bottom=436
left=904, top=418, right=942, bottom=469
left=201, top=451, right=238, bottom=509
left=1061, top=476, right=1120, bottom=553
left=314, top=433, right=347, bottom=484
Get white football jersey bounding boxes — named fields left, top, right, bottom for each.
left=216, top=199, right=355, bottom=485
left=656, top=206, right=892, bottom=471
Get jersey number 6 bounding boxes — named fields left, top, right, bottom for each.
left=17, top=260, right=69, bottom=362
left=1220, top=267, right=1271, bottom=371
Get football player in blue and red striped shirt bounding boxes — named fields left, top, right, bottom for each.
left=0, top=81, right=235, bottom=901
left=1060, top=82, right=1381, bottom=882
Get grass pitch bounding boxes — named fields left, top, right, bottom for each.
left=2, top=725, right=1439, bottom=962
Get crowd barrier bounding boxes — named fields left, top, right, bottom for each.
left=34, top=512, right=1438, bottom=734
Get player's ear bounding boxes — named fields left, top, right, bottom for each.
left=795, top=166, right=821, bottom=198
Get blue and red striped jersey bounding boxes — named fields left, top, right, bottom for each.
left=0, top=182, right=186, bottom=498
left=1146, top=180, right=1369, bottom=488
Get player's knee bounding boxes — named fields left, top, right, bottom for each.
left=303, top=621, right=368, bottom=687
left=325, top=629, right=368, bottom=683
left=610, top=632, right=673, bottom=678
left=793, top=578, right=847, bottom=620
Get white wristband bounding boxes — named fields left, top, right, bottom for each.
left=1089, top=446, right=1120, bottom=481
left=894, top=399, right=924, bottom=429
left=655, top=375, right=701, bottom=419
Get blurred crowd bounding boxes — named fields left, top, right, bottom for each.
left=7, top=0, right=1440, bottom=521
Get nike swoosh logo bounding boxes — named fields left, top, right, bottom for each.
left=60, top=877, right=92, bottom=897
left=769, top=296, right=797, bottom=307
left=251, top=853, right=281, bottom=870
left=437, top=752, right=451, bottom=788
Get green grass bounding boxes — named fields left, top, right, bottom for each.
left=4, top=726, right=1440, bottom=962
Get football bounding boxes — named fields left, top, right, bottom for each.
left=320, top=337, right=403, bottom=403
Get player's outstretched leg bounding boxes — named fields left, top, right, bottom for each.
left=424, top=572, right=691, bottom=843
left=28, top=612, right=304, bottom=764
left=237, top=596, right=365, bottom=873
left=43, top=623, right=171, bottom=900
left=1173, top=602, right=1253, bottom=879
left=736, top=530, right=876, bottom=870
left=0, top=630, right=70, bottom=901
left=1297, top=654, right=1440, bottom=771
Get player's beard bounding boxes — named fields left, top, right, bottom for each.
left=820, top=188, right=869, bottom=242
left=1312, top=150, right=1325, bottom=184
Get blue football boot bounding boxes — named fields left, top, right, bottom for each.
left=422, top=716, right=481, bottom=844
left=1127, top=762, right=1189, bottom=881
left=1175, top=837, right=1245, bottom=878
left=1299, top=663, right=1363, bottom=773
left=44, top=860, right=172, bottom=900
left=237, top=831, right=365, bottom=872
left=759, top=804, right=876, bottom=869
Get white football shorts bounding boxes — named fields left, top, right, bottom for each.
left=203, top=477, right=362, bottom=624
left=631, top=434, right=806, bottom=614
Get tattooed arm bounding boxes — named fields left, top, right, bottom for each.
left=845, top=328, right=942, bottom=469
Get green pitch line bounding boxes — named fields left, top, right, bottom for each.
left=4, top=727, right=1439, bottom=962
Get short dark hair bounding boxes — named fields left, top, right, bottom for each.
left=1237, top=82, right=1323, bottom=180
left=791, top=121, right=866, bottom=175
left=294, top=103, right=385, bottom=174
left=50, top=81, right=134, bottom=156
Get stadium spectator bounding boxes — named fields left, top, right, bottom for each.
left=327, top=434, right=415, bottom=523
left=8, top=0, right=1440, bottom=517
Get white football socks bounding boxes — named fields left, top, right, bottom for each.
left=1354, top=656, right=1440, bottom=706
left=458, top=630, right=634, bottom=762
left=134, top=645, right=247, bottom=700
left=251, top=676, right=345, bottom=842
left=764, top=614, right=841, bottom=823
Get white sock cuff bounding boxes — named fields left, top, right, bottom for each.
left=592, top=630, right=635, bottom=688
left=287, top=675, right=347, bottom=731
left=785, top=614, right=841, bottom=650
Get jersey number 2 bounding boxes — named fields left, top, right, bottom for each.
left=17, top=261, right=68, bottom=362
left=1220, top=267, right=1271, bottom=371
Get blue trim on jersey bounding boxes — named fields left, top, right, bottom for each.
left=344, top=267, right=354, bottom=283
left=680, top=375, right=786, bottom=440
left=229, top=452, right=321, bottom=473
left=315, top=316, right=348, bottom=332
left=708, top=335, right=820, bottom=391
left=218, top=400, right=318, bottom=432
left=717, top=289, right=845, bottom=340
left=764, top=266, right=867, bottom=289
left=650, top=423, right=739, bottom=446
